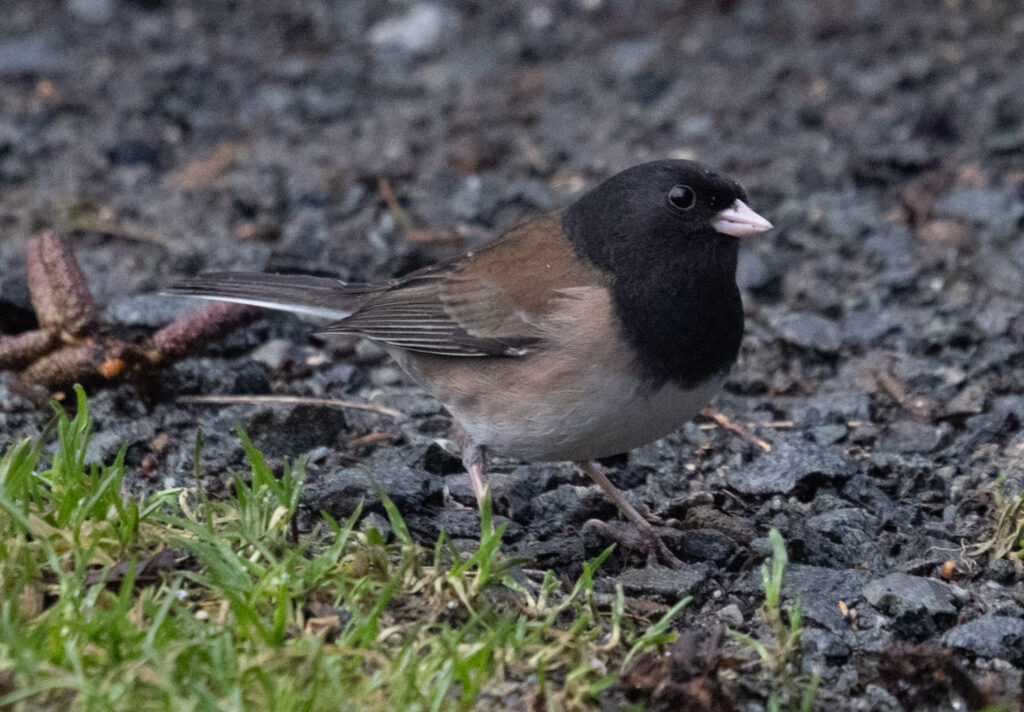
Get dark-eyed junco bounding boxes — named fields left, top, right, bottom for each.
left=169, top=159, right=772, bottom=565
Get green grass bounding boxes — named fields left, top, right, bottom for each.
left=730, top=529, right=819, bottom=712
left=0, top=386, right=686, bottom=711
left=967, top=475, right=1024, bottom=565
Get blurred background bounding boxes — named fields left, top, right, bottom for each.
left=1, top=1, right=1021, bottom=297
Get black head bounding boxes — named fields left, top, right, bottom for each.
left=562, top=159, right=766, bottom=273
left=562, top=160, right=772, bottom=388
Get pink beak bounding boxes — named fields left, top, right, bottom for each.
left=712, top=199, right=773, bottom=237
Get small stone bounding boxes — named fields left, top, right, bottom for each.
left=681, top=528, right=736, bottom=565
left=369, top=4, right=450, bottom=54
left=934, top=188, right=1024, bottom=233
left=944, top=616, right=1024, bottom=664
left=944, top=384, right=986, bottom=417
left=806, top=507, right=876, bottom=541
left=769, top=311, right=843, bottom=354
left=249, top=339, right=294, bottom=370
left=810, top=424, right=848, bottom=445
left=360, top=511, right=392, bottom=542
left=68, top=0, right=114, bottom=22
left=354, top=339, right=387, bottom=364
left=371, top=366, right=405, bottom=387
left=875, top=420, right=942, bottom=454
left=716, top=603, right=743, bottom=627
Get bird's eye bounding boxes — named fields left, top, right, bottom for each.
left=667, top=185, right=696, bottom=211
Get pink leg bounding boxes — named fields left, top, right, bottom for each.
left=577, top=461, right=682, bottom=568
left=460, top=439, right=492, bottom=515
left=468, top=461, right=490, bottom=511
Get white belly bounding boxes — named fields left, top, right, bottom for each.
left=457, top=371, right=724, bottom=462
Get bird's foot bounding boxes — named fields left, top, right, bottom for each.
left=582, top=519, right=684, bottom=569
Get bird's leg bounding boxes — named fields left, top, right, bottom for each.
left=461, top=440, right=491, bottom=513
left=576, top=460, right=682, bottom=568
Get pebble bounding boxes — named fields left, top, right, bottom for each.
left=369, top=4, right=449, bottom=54
left=768, top=311, right=843, bottom=354
left=716, top=603, right=743, bottom=627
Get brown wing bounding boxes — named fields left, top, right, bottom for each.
left=318, top=212, right=607, bottom=356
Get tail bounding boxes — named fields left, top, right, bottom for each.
left=165, top=272, right=375, bottom=320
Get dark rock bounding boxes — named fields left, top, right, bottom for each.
left=607, top=464, right=653, bottom=491
left=806, top=507, right=876, bottom=542
left=972, top=296, right=1020, bottom=336
left=490, top=463, right=566, bottom=519
left=521, top=484, right=611, bottom=539
left=108, top=138, right=164, bottom=168
left=863, top=573, right=959, bottom=642
left=801, top=628, right=851, bottom=670
left=985, top=558, right=1021, bottom=586
left=231, top=362, right=271, bottom=395
left=420, top=441, right=463, bottom=476
left=84, top=420, right=156, bottom=464
left=243, top=404, right=345, bottom=458
left=944, top=616, right=1024, bottom=664
left=407, top=508, right=520, bottom=542
left=304, top=447, right=442, bottom=518
left=726, top=440, right=855, bottom=496
left=517, top=536, right=585, bottom=571
left=681, top=528, right=736, bottom=565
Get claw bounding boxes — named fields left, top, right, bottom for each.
left=582, top=519, right=685, bottom=569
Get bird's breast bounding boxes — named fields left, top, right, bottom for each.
left=397, top=286, right=728, bottom=462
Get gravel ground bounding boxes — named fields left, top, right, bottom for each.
left=1, top=1, right=1023, bottom=709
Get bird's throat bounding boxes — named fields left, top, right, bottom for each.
left=610, top=245, right=743, bottom=389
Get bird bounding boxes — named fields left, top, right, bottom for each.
left=167, top=159, right=773, bottom=566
